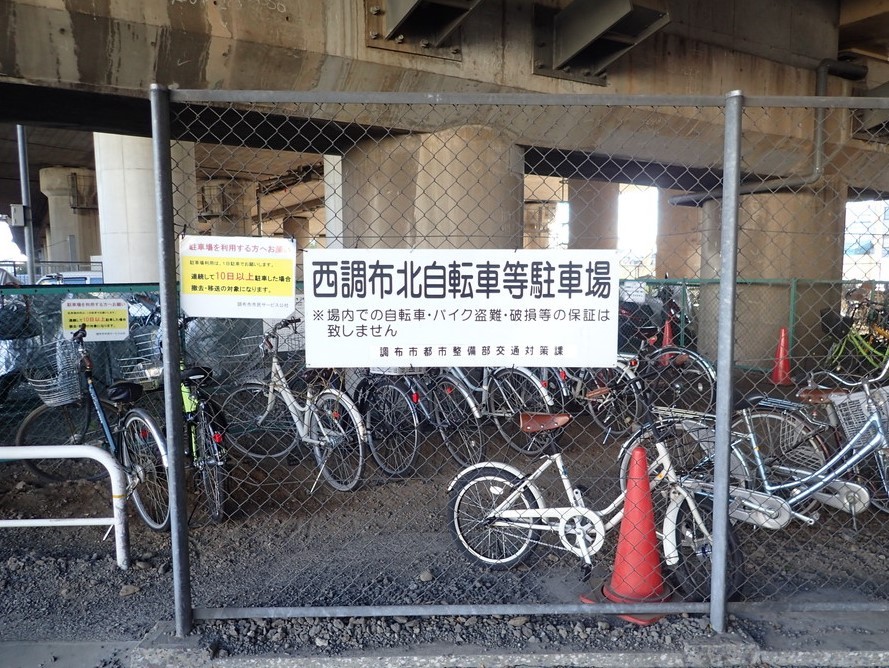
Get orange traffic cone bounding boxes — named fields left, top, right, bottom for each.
left=580, top=446, right=671, bottom=625
left=770, top=327, right=792, bottom=386
left=662, top=317, right=674, bottom=348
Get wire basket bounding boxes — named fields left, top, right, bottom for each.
left=119, top=330, right=164, bottom=390
left=829, top=387, right=889, bottom=439
left=217, top=334, right=266, bottom=379
left=23, top=339, right=82, bottom=407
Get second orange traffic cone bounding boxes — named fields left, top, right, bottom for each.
left=580, top=446, right=671, bottom=625
left=770, top=327, right=792, bottom=385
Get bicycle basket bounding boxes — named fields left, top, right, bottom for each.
left=820, top=308, right=852, bottom=339
left=217, top=334, right=265, bottom=379
left=23, top=339, right=82, bottom=407
left=829, top=387, right=889, bottom=439
left=119, top=329, right=163, bottom=390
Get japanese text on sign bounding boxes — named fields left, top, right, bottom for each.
left=62, top=298, right=130, bottom=341
left=303, top=249, right=619, bottom=368
left=179, top=235, right=297, bottom=319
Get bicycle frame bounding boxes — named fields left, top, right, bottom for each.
left=447, top=365, right=552, bottom=415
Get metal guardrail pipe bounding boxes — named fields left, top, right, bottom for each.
left=0, top=445, right=130, bottom=569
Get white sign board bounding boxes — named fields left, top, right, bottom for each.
left=179, top=235, right=297, bottom=319
left=303, top=249, right=619, bottom=368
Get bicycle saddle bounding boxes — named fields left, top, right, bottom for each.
left=106, top=381, right=144, bottom=404
left=181, top=366, right=213, bottom=386
left=519, top=412, right=571, bottom=433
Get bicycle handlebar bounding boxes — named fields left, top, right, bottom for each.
left=273, top=317, right=301, bottom=332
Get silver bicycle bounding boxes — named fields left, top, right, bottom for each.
left=222, top=318, right=368, bottom=492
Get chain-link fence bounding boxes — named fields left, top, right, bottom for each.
left=6, top=90, right=889, bottom=635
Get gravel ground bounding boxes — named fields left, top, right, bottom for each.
left=3, top=423, right=889, bottom=666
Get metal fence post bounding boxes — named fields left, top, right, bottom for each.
left=710, top=89, right=744, bottom=633
left=150, top=83, right=193, bottom=637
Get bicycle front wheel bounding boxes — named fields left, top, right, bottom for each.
left=15, top=399, right=116, bottom=483
left=364, top=379, right=419, bottom=477
left=428, top=373, right=484, bottom=467
left=669, top=496, right=743, bottom=602
left=121, top=407, right=170, bottom=532
left=489, top=368, right=552, bottom=455
left=222, top=382, right=298, bottom=460
left=449, top=466, right=540, bottom=569
left=194, top=406, right=229, bottom=523
left=310, top=390, right=366, bottom=492
left=647, top=347, right=715, bottom=413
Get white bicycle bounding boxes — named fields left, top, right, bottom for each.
left=447, top=406, right=744, bottom=601
left=222, top=318, right=368, bottom=492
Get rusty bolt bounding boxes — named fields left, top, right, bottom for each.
left=535, top=61, right=546, bottom=69
left=420, top=39, right=430, bottom=48
left=450, top=47, right=461, bottom=55
left=369, top=5, right=381, bottom=14
left=369, top=31, right=379, bottom=39
left=395, top=34, right=405, bottom=43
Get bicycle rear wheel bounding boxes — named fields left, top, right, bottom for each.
left=121, top=407, right=169, bottom=532
left=194, top=406, right=229, bottom=523
left=222, top=382, right=298, bottom=460
left=364, top=379, right=419, bottom=477
left=448, top=466, right=540, bottom=569
left=583, top=363, right=641, bottom=436
left=489, top=367, right=552, bottom=455
left=15, top=399, right=115, bottom=483
left=427, top=373, right=484, bottom=467
left=310, top=390, right=366, bottom=492
left=646, top=347, right=715, bottom=413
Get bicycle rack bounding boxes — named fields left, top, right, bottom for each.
left=0, top=445, right=131, bottom=569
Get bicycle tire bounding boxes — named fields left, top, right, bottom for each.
left=222, top=382, right=298, bottom=460
left=364, top=378, right=420, bottom=477
left=15, top=399, right=116, bottom=483
left=310, top=390, right=366, bottom=492
left=428, top=373, right=484, bottom=467
left=121, top=407, right=170, bottom=532
left=670, top=496, right=744, bottom=602
left=448, top=466, right=540, bottom=569
left=646, top=347, right=716, bottom=414
left=583, top=363, right=642, bottom=436
left=868, top=449, right=889, bottom=513
left=489, top=367, right=552, bottom=455
left=194, top=406, right=228, bottom=523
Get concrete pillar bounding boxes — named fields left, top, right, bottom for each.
left=656, top=190, right=701, bottom=278
left=38, top=167, right=100, bottom=264
left=342, top=126, right=524, bottom=249
left=94, top=134, right=198, bottom=283
left=523, top=202, right=558, bottom=249
left=566, top=179, right=620, bottom=250
left=698, top=183, right=846, bottom=366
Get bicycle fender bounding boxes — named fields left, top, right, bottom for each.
left=661, top=486, right=696, bottom=567
left=316, top=388, right=368, bottom=441
left=447, top=461, right=545, bottom=508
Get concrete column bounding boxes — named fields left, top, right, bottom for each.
left=38, top=167, right=100, bottom=264
left=523, top=202, right=558, bottom=249
left=342, top=126, right=524, bottom=249
left=566, top=179, right=620, bottom=249
left=94, top=134, right=198, bottom=283
left=656, top=190, right=701, bottom=278
left=698, top=183, right=846, bottom=365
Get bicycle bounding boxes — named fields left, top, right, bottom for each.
left=221, top=317, right=368, bottom=492
left=566, top=343, right=716, bottom=440
left=614, top=362, right=889, bottom=530
left=118, top=316, right=231, bottom=524
left=354, top=366, right=482, bottom=474
left=447, top=406, right=744, bottom=602
left=15, top=324, right=170, bottom=531
left=447, top=365, right=554, bottom=456
left=821, top=294, right=889, bottom=376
